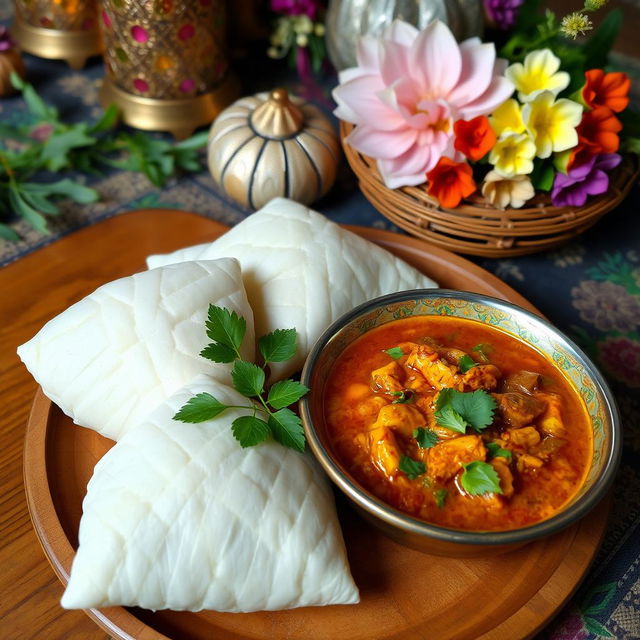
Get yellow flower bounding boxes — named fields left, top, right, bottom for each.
left=505, top=49, right=570, bottom=103
left=488, top=133, right=536, bottom=177
left=482, top=171, right=535, bottom=209
left=490, top=99, right=525, bottom=138
left=561, top=12, right=593, bottom=39
left=522, top=91, right=583, bottom=158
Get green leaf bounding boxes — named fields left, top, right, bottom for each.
left=385, top=346, right=404, bottom=360
left=268, top=408, right=306, bottom=452
left=267, top=379, right=309, bottom=410
left=458, top=354, right=478, bottom=373
left=19, top=191, right=60, bottom=215
left=259, top=328, right=297, bottom=362
left=436, top=389, right=496, bottom=432
left=174, top=130, right=209, bottom=150
left=232, top=360, right=265, bottom=398
left=486, top=442, right=513, bottom=460
left=413, top=427, right=438, bottom=449
left=434, top=405, right=468, bottom=433
left=398, top=455, right=426, bottom=480
left=231, top=415, right=270, bottom=448
left=391, top=389, right=414, bottom=404
left=206, top=305, right=246, bottom=353
left=9, top=187, right=49, bottom=234
left=173, top=392, right=228, bottom=422
left=582, top=9, right=622, bottom=69
left=532, top=162, right=556, bottom=192
left=460, top=461, right=502, bottom=495
left=434, top=488, right=448, bottom=509
left=41, top=127, right=97, bottom=171
left=89, top=104, right=119, bottom=134
left=200, top=342, right=237, bottom=363
left=0, top=223, right=20, bottom=242
left=16, top=76, right=58, bottom=120
left=21, top=179, right=99, bottom=204
left=582, top=617, right=614, bottom=638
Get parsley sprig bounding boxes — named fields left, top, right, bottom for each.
left=434, top=388, right=496, bottom=434
left=173, top=306, right=309, bottom=452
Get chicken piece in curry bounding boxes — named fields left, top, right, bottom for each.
left=324, top=316, right=592, bottom=531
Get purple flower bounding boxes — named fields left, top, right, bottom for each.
left=551, top=153, right=621, bottom=208
left=572, top=280, right=640, bottom=332
left=484, top=0, right=524, bottom=30
left=270, top=0, right=320, bottom=20
left=0, top=26, right=16, bottom=52
left=599, top=337, right=640, bottom=388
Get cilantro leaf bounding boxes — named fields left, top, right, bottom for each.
left=173, top=392, right=228, bottom=423
left=206, top=305, right=246, bottom=353
left=391, top=389, right=414, bottom=404
left=435, top=389, right=496, bottom=433
left=232, top=360, right=265, bottom=397
left=434, top=488, right=448, bottom=509
left=385, top=347, right=404, bottom=360
left=259, top=328, right=297, bottom=363
left=398, top=455, right=426, bottom=479
left=460, top=461, right=503, bottom=495
left=434, top=405, right=468, bottom=433
left=413, top=427, right=438, bottom=449
left=268, top=408, right=306, bottom=452
left=267, top=379, right=309, bottom=409
left=486, top=442, right=512, bottom=460
left=472, top=343, right=493, bottom=363
left=232, top=415, right=270, bottom=448
left=458, top=354, right=478, bottom=373
left=200, top=342, right=237, bottom=363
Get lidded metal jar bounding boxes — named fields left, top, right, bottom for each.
left=207, top=88, right=338, bottom=210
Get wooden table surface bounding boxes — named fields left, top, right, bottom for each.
left=0, top=211, right=220, bottom=640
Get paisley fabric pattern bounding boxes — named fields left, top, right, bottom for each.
left=1, top=0, right=639, bottom=635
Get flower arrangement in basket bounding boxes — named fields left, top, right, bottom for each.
left=333, top=1, right=640, bottom=256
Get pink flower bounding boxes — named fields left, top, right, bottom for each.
left=599, top=337, right=640, bottom=388
left=572, top=280, right=640, bottom=332
left=333, top=20, right=514, bottom=188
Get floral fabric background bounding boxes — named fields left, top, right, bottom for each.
left=1, top=0, right=639, bottom=638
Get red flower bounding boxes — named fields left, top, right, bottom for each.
left=582, top=69, right=630, bottom=113
left=426, top=158, right=476, bottom=208
left=453, top=116, right=496, bottom=161
left=569, top=106, right=622, bottom=169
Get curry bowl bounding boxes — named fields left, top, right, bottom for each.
left=299, top=289, right=621, bottom=557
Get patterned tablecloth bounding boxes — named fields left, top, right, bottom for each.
left=1, top=1, right=639, bottom=637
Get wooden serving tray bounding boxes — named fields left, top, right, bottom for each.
left=23, top=209, right=608, bottom=640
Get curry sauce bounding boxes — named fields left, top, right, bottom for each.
left=323, top=315, right=592, bottom=531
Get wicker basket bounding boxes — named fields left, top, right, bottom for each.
left=340, top=121, right=640, bottom=258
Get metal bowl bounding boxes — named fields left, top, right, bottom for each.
left=299, top=289, right=621, bottom=557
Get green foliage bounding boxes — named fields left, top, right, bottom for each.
left=460, top=461, right=503, bottom=495
left=0, top=74, right=208, bottom=241
left=458, top=354, right=478, bottom=373
left=413, top=427, right=438, bottom=449
left=486, top=442, right=513, bottom=460
left=398, top=455, right=426, bottom=480
left=435, top=388, right=496, bottom=433
left=174, top=308, right=309, bottom=452
left=385, top=346, right=404, bottom=360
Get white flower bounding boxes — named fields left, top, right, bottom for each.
left=481, top=171, right=535, bottom=209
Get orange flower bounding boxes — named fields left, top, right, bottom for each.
left=569, top=106, right=622, bottom=169
left=426, top=158, right=476, bottom=208
left=582, top=69, right=630, bottom=113
left=453, top=116, right=496, bottom=161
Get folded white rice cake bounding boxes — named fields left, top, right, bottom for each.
left=147, top=197, right=437, bottom=379
left=18, top=259, right=254, bottom=441
left=61, top=375, right=359, bottom=612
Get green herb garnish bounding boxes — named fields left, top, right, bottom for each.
left=486, top=442, right=513, bottom=460
left=434, top=388, right=496, bottom=433
left=434, top=488, right=448, bottom=509
left=471, top=343, right=493, bottom=363
left=413, top=427, right=438, bottom=449
left=460, top=461, right=502, bottom=496
left=391, top=389, right=414, bottom=404
left=385, top=346, right=404, bottom=360
left=458, top=354, right=478, bottom=373
left=174, top=305, right=308, bottom=452
left=398, top=455, right=426, bottom=480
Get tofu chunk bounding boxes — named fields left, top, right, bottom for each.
left=371, top=361, right=404, bottom=395
left=406, top=344, right=461, bottom=390
left=372, top=403, right=426, bottom=437
left=427, top=435, right=486, bottom=482
left=507, top=426, right=542, bottom=450
left=461, top=364, right=501, bottom=391
left=535, top=392, right=567, bottom=437
left=356, top=426, right=401, bottom=477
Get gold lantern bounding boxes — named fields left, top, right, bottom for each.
left=207, top=88, right=339, bottom=210
left=12, top=0, right=101, bottom=69
left=98, top=0, right=239, bottom=139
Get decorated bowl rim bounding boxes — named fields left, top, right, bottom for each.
left=300, top=288, right=622, bottom=546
